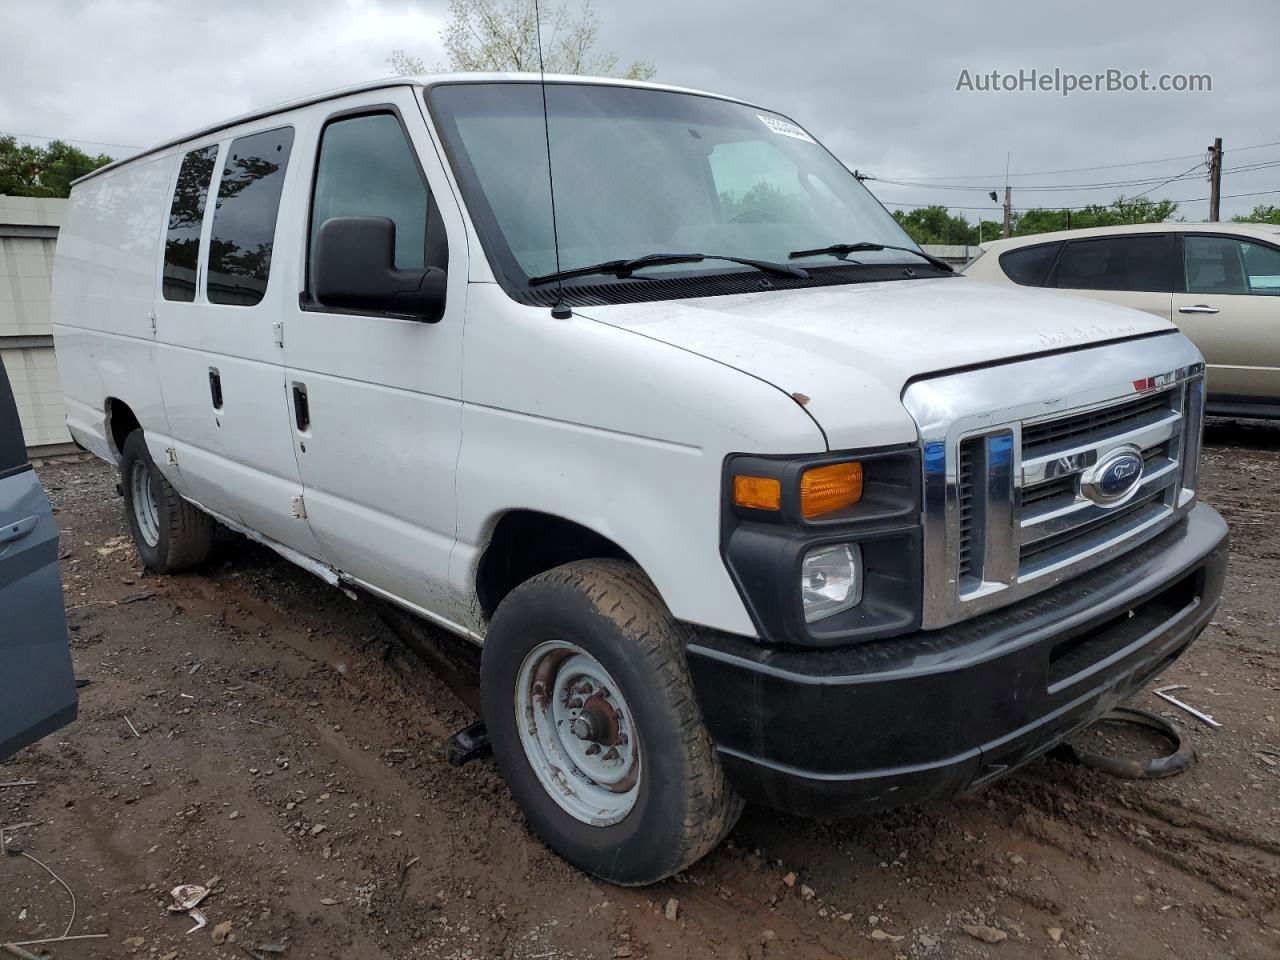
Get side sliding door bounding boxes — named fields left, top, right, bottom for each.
left=154, top=125, right=327, bottom=560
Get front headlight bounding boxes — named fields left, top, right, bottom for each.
left=801, top=543, right=862, bottom=621
left=722, top=444, right=922, bottom=645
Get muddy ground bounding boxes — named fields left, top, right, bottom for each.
left=2, top=420, right=1278, bottom=960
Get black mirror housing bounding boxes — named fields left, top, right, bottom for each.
left=313, top=216, right=445, bottom=322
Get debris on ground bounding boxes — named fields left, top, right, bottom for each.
left=963, top=923, right=1009, bottom=944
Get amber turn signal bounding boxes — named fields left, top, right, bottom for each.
left=800, top=462, right=863, bottom=518
left=733, top=474, right=782, bottom=511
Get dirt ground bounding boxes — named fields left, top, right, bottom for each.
left=3, top=420, right=1278, bottom=960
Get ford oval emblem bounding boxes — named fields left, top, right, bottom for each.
left=1081, top=445, right=1145, bottom=506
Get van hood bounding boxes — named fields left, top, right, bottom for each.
left=577, top=277, right=1172, bottom=450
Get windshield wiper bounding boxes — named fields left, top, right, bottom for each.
left=528, top=252, right=809, bottom=286
left=788, top=242, right=955, bottom=273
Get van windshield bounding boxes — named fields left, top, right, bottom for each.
left=427, top=82, right=926, bottom=297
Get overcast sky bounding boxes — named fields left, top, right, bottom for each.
left=3, top=0, right=1277, bottom=223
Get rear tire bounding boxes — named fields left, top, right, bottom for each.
left=120, top=430, right=214, bottom=573
left=481, top=558, right=743, bottom=885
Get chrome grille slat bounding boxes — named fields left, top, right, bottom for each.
left=1020, top=463, right=1179, bottom=546
left=1021, top=391, right=1169, bottom=454
left=1020, top=409, right=1181, bottom=484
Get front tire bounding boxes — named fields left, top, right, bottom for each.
left=120, top=430, right=214, bottom=573
left=481, top=559, right=742, bottom=885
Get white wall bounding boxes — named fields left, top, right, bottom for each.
left=0, top=195, right=73, bottom=453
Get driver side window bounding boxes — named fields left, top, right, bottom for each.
left=308, top=111, right=446, bottom=298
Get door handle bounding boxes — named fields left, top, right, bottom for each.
left=208, top=367, right=223, bottom=409
left=1178, top=305, right=1219, bottom=315
left=0, top=515, right=38, bottom=547
left=292, top=382, right=310, bottom=432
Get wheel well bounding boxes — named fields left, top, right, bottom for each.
left=475, top=511, right=633, bottom=619
left=105, top=398, right=140, bottom=457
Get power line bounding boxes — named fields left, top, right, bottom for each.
left=0, top=130, right=143, bottom=151
left=874, top=139, right=1280, bottom=183
left=869, top=158, right=1280, bottom=195
left=881, top=187, right=1280, bottom=213
left=867, top=164, right=1215, bottom=193
left=1122, top=160, right=1208, bottom=203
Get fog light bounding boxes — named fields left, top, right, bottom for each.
left=801, top=543, right=862, bottom=622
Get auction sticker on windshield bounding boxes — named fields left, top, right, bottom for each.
left=757, top=115, right=817, bottom=143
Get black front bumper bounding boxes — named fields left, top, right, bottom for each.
left=687, top=502, right=1229, bottom=818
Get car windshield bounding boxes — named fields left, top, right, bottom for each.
left=427, top=82, right=922, bottom=290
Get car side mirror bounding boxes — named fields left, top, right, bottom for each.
left=313, top=216, right=445, bottom=323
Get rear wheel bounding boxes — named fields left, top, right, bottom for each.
left=481, top=559, right=742, bottom=885
left=120, top=430, right=214, bottom=573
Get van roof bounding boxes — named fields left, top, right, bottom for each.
left=977, top=220, right=1280, bottom=253
left=73, top=73, right=756, bottom=187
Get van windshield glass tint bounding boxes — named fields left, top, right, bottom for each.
left=163, top=145, right=218, bottom=302
left=427, top=83, right=916, bottom=286
left=207, top=127, right=294, bottom=306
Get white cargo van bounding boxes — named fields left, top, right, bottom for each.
left=52, top=74, right=1228, bottom=885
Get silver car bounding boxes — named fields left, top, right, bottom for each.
left=0, top=354, right=77, bottom=761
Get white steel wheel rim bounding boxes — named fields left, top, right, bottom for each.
left=130, top=459, right=161, bottom=548
left=515, top=640, right=641, bottom=827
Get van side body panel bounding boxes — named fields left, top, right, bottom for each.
left=451, top=283, right=827, bottom=638
left=51, top=152, right=177, bottom=464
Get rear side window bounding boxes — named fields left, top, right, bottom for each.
left=163, top=145, right=219, bottom=302
left=308, top=113, right=435, bottom=283
left=998, top=242, right=1061, bottom=286
left=0, top=356, right=29, bottom=478
left=207, top=127, right=294, bottom=306
left=1051, top=235, right=1173, bottom=293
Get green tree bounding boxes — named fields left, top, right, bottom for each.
left=1012, top=197, right=1179, bottom=236
left=1231, top=204, right=1280, bottom=225
left=389, top=0, right=654, bottom=79
left=0, top=136, right=114, bottom=198
left=891, top=205, right=979, bottom=245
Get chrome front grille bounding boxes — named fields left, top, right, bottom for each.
left=903, top=334, right=1205, bottom=630
left=1013, top=385, right=1183, bottom=581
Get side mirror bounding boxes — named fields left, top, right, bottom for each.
left=313, top=216, right=445, bottom=322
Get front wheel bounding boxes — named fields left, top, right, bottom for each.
left=120, top=430, right=214, bottom=573
left=481, top=559, right=742, bottom=885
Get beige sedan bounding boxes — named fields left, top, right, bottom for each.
left=965, top=222, right=1280, bottom=418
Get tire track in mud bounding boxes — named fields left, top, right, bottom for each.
left=994, top=770, right=1279, bottom=906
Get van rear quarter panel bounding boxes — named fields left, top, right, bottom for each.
left=452, top=283, right=827, bottom=638
left=51, top=151, right=177, bottom=462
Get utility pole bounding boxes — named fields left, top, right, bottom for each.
left=1002, top=185, right=1012, bottom=238
left=1207, top=138, right=1223, bottom=221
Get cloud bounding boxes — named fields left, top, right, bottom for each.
left=2, top=0, right=1277, bottom=219
left=1, top=0, right=446, bottom=150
